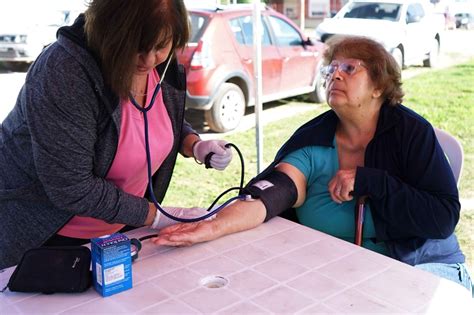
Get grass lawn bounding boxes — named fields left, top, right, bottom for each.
left=163, top=58, right=474, bottom=268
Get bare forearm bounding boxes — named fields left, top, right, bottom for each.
left=211, top=200, right=266, bottom=237
left=152, top=199, right=267, bottom=247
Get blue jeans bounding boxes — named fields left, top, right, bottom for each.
left=415, top=262, right=473, bottom=297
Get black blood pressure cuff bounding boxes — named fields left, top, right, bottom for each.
left=242, top=170, right=297, bottom=222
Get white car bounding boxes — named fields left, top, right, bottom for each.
left=0, top=1, right=86, bottom=69
left=315, top=0, right=445, bottom=68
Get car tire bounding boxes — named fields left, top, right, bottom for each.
left=423, top=38, right=440, bottom=68
left=204, top=82, right=245, bottom=133
left=391, top=47, right=404, bottom=70
left=308, top=63, right=326, bottom=104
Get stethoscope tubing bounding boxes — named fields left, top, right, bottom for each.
left=129, top=57, right=242, bottom=223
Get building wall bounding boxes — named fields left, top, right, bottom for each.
left=267, top=0, right=348, bottom=28
left=268, top=0, right=284, bottom=12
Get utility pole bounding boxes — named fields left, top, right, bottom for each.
left=300, top=0, right=305, bottom=30
left=252, top=0, right=263, bottom=174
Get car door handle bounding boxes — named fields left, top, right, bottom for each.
left=242, top=58, right=252, bottom=64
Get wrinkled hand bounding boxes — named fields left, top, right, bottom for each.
left=193, top=140, right=233, bottom=170
left=152, top=220, right=218, bottom=247
left=328, top=169, right=356, bottom=204
left=151, top=206, right=215, bottom=230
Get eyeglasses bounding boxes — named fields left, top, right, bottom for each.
left=320, top=60, right=367, bottom=80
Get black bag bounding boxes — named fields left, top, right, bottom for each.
left=5, top=246, right=92, bottom=294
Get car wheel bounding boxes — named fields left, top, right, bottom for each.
left=423, top=39, right=440, bottom=68
left=204, top=82, right=245, bottom=133
left=391, top=48, right=404, bottom=70
left=308, top=63, right=326, bottom=104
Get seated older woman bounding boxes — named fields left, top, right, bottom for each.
left=153, top=36, right=472, bottom=293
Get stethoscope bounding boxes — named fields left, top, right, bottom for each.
left=128, top=55, right=246, bottom=224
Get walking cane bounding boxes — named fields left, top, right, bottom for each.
left=354, top=196, right=366, bottom=246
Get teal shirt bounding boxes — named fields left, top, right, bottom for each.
left=282, top=140, right=388, bottom=255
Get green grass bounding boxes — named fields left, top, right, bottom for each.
left=163, top=58, right=474, bottom=268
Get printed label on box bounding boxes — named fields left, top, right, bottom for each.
left=104, top=264, right=125, bottom=285
left=91, top=233, right=132, bottom=297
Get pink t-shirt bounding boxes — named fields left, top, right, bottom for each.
left=58, top=69, right=173, bottom=238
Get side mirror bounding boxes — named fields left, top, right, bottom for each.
left=303, top=37, right=313, bottom=47
left=406, top=14, right=421, bottom=23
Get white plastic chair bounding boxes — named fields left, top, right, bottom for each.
left=434, top=127, right=464, bottom=185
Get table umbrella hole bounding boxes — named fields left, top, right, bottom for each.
left=200, top=275, right=228, bottom=289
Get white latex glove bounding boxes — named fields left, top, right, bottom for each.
left=192, top=140, right=233, bottom=170
left=151, top=206, right=215, bottom=230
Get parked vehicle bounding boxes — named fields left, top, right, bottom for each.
left=451, top=0, right=474, bottom=28
left=435, top=0, right=474, bottom=29
left=315, top=0, right=445, bottom=69
left=0, top=1, right=85, bottom=69
left=176, top=4, right=326, bottom=133
left=455, top=12, right=474, bottom=28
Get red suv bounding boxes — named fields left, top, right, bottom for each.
left=177, top=5, right=326, bottom=132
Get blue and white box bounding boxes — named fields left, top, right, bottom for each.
left=91, top=233, right=132, bottom=297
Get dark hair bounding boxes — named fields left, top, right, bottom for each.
left=84, top=0, right=190, bottom=98
left=323, top=36, right=404, bottom=106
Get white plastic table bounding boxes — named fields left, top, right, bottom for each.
left=1, top=217, right=473, bottom=314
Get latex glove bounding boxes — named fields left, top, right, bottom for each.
left=151, top=206, right=215, bottom=230
left=193, top=140, right=233, bottom=170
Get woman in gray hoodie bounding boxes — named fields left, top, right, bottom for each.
left=0, top=0, right=232, bottom=269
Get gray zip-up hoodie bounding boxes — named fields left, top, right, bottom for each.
left=0, top=16, right=195, bottom=269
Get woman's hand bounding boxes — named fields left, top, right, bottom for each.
left=328, top=169, right=356, bottom=203
left=193, top=140, right=233, bottom=170
left=152, top=220, right=219, bottom=247
left=152, top=199, right=267, bottom=247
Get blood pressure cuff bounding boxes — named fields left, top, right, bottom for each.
left=5, top=246, right=92, bottom=294
left=242, top=170, right=297, bottom=222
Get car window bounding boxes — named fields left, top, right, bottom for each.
left=407, top=4, right=416, bottom=20
left=189, top=13, right=207, bottom=43
left=229, top=15, right=271, bottom=46
left=406, top=3, right=425, bottom=22
left=267, top=16, right=302, bottom=46
left=342, top=2, right=401, bottom=21
left=229, top=18, right=246, bottom=45
left=414, top=3, right=425, bottom=18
